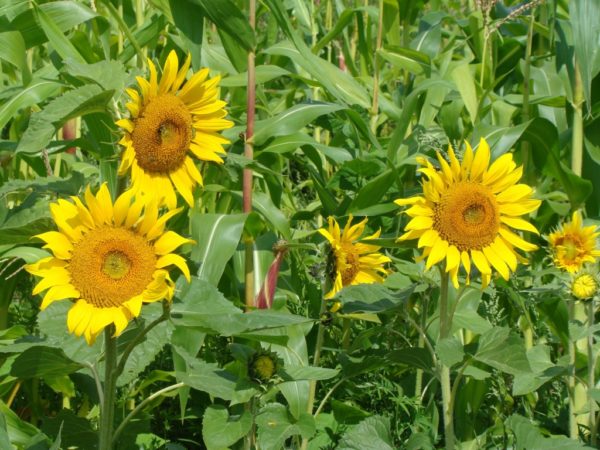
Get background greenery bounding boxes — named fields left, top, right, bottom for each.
left=1, top=0, right=600, bottom=448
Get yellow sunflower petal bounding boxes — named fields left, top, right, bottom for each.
left=156, top=254, right=191, bottom=281
left=470, top=138, right=490, bottom=181
left=35, top=231, right=73, bottom=260
left=154, top=231, right=193, bottom=255
left=471, top=249, right=491, bottom=276
left=41, top=284, right=79, bottom=310
left=499, top=227, right=538, bottom=252
left=426, top=238, right=448, bottom=270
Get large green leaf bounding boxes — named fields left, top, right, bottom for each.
left=171, top=277, right=311, bottom=335
left=337, top=416, right=394, bottom=450
left=10, top=1, right=97, bottom=49
left=255, top=403, right=315, bottom=450
left=0, top=79, right=62, bottom=131
left=117, top=303, right=174, bottom=387
left=0, top=31, right=26, bottom=73
left=202, top=405, right=252, bottom=450
left=176, top=356, right=257, bottom=404
left=189, top=0, right=255, bottom=51
left=474, top=327, right=531, bottom=376
left=168, top=0, right=204, bottom=69
left=569, top=0, right=600, bottom=113
left=507, top=414, right=592, bottom=449
left=16, top=84, right=115, bottom=154
left=251, top=103, right=344, bottom=146
left=260, top=132, right=352, bottom=163
left=10, top=346, right=82, bottom=379
left=33, top=3, right=86, bottom=63
left=336, top=284, right=413, bottom=314
left=0, top=172, right=84, bottom=199
left=190, top=212, right=247, bottom=286
left=0, top=200, right=53, bottom=245
left=0, top=400, right=43, bottom=447
left=37, top=301, right=102, bottom=364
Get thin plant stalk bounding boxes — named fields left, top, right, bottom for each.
left=369, top=0, right=384, bottom=134
left=438, top=268, right=455, bottom=450
left=112, top=382, right=184, bottom=445
left=99, top=327, right=118, bottom=450
left=521, top=12, right=535, bottom=185
left=301, top=295, right=328, bottom=450
left=569, top=301, right=578, bottom=439
left=571, top=62, right=584, bottom=177
left=570, top=61, right=587, bottom=437
left=589, top=300, right=596, bottom=446
left=243, top=0, right=256, bottom=311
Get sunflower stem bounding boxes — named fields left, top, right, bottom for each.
left=439, top=269, right=455, bottom=450
left=568, top=300, right=579, bottom=439
left=301, top=296, right=328, bottom=450
left=112, top=382, right=184, bottom=446
left=243, top=0, right=256, bottom=311
left=588, top=300, right=596, bottom=446
left=99, top=327, right=117, bottom=450
left=115, top=303, right=169, bottom=378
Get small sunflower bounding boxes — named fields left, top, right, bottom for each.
left=249, top=349, right=281, bottom=384
left=25, top=184, right=192, bottom=345
left=318, top=216, right=391, bottom=312
left=548, top=211, right=600, bottom=273
left=395, top=138, right=541, bottom=289
left=571, top=272, right=598, bottom=301
left=117, top=50, right=233, bottom=209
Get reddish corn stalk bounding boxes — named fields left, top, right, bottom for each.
left=255, top=241, right=288, bottom=309
left=62, top=119, right=77, bottom=154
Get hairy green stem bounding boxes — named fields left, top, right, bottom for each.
left=569, top=301, right=578, bottom=439
left=115, top=305, right=169, bottom=378
left=439, top=268, right=455, bottom=450
left=99, top=327, right=117, bottom=450
left=112, top=382, right=184, bottom=446
left=314, top=378, right=344, bottom=418
left=589, top=301, right=596, bottom=446
left=301, top=298, right=328, bottom=450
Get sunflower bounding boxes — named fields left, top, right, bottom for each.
left=25, top=184, right=192, bottom=345
left=548, top=211, right=600, bottom=273
left=571, top=272, right=598, bottom=301
left=117, top=50, right=233, bottom=209
left=318, top=216, right=391, bottom=312
left=395, top=138, right=541, bottom=289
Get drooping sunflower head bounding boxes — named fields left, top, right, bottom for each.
left=395, top=138, right=541, bottom=289
left=547, top=211, right=600, bottom=273
left=570, top=271, right=599, bottom=301
left=25, top=184, right=193, bottom=345
left=318, top=215, right=391, bottom=311
left=117, top=50, right=234, bottom=209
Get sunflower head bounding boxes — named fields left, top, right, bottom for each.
left=571, top=272, right=598, bottom=301
left=25, top=184, right=193, bottom=345
left=249, top=349, right=281, bottom=384
left=395, top=138, right=541, bottom=289
left=318, top=215, right=391, bottom=312
left=547, top=211, right=600, bottom=273
left=117, top=50, right=234, bottom=209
